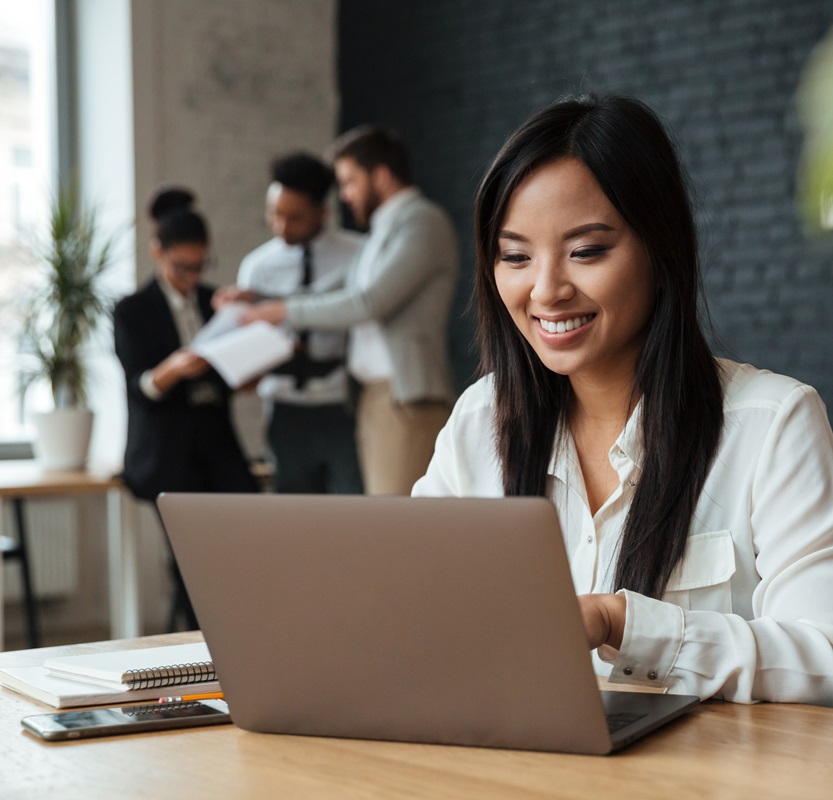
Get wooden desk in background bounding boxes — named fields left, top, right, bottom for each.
left=1, top=632, right=831, bottom=799
left=0, top=461, right=140, bottom=648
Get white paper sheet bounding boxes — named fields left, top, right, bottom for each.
left=190, top=302, right=250, bottom=347
left=190, top=305, right=294, bottom=388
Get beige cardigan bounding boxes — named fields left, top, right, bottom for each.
left=285, top=190, right=459, bottom=405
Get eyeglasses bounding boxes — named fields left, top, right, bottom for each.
left=169, top=255, right=214, bottom=275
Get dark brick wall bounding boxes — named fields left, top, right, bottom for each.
left=338, top=1, right=833, bottom=407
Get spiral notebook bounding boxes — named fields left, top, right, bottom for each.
left=0, top=642, right=221, bottom=709
left=43, top=643, right=216, bottom=691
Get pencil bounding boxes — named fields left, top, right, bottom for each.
left=157, top=691, right=225, bottom=704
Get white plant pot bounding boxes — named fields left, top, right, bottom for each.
left=32, top=408, right=94, bottom=470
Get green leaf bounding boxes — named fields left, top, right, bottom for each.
left=19, top=184, right=120, bottom=408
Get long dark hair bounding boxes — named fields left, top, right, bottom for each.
left=474, top=95, right=723, bottom=599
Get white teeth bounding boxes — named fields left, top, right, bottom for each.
left=539, top=315, right=591, bottom=334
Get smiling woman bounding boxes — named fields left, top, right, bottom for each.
left=412, top=95, right=833, bottom=707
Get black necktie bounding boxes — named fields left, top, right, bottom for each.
left=292, top=245, right=312, bottom=389
left=301, top=242, right=313, bottom=288
left=271, top=244, right=342, bottom=389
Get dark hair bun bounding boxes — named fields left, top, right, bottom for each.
left=147, top=185, right=196, bottom=222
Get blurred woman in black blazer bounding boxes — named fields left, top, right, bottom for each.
left=114, top=190, right=257, bottom=627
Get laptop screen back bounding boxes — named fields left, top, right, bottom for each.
left=157, top=494, right=620, bottom=753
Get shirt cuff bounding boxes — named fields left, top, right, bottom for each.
left=139, top=369, right=165, bottom=400
left=604, top=589, right=685, bottom=688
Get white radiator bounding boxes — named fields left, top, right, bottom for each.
left=2, top=498, right=79, bottom=601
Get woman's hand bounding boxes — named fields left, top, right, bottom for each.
left=577, top=592, right=627, bottom=650
left=241, top=299, right=287, bottom=325
left=151, top=348, right=210, bottom=393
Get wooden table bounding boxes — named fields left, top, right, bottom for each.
left=0, top=461, right=140, bottom=648
left=1, top=633, right=832, bottom=799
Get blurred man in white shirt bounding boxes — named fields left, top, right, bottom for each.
left=231, top=153, right=365, bottom=493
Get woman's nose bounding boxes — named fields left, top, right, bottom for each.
left=529, top=260, right=575, bottom=305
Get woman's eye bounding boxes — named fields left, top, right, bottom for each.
left=498, top=252, right=529, bottom=265
left=573, top=246, right=608, bottom=260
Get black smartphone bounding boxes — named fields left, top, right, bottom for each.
left=21, top=700, right=231, bottom=741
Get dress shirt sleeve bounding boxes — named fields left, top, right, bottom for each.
left=411, top=406, right=464, bottom=497
left=285, top=207, right=456, bottom=331
left=237, top=245, right=280, bottom=295
left=139, top=369, right=165, bottom=400
left=605, top=385, right=833, bottom=704
left=412, top=380, right=503, bottom=498
left=237, top=254, right=255, bottom=290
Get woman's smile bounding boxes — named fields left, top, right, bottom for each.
left=535, top=313, right=595, bottom=336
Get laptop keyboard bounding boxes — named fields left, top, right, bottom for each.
left=606, top=711, right=648, bottom=734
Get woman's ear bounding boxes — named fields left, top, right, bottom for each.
left=150, top=238, right=163, bottom=262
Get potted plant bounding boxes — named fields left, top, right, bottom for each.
left=19, top=187, right=117, bottom=469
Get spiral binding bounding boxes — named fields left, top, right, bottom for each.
left=123, top=660, right=216, bottom=690
left=123, top=702, right=200, bottom=717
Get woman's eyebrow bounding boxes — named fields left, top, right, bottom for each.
left=497, top=229, right=529, bottom=242
left=563, top=222, right=614, bottom=240
left=498, top=222, right=615, bottom=242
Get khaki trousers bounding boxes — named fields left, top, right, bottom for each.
left=356, top=380, right=451, bottom=495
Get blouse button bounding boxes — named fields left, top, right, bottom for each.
left=587, top=535, right=593, bottom=544
left=647, top=671, right=658, bottom=681
left=623, top=667, right=633, bottom=676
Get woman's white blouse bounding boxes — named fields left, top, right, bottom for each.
left=412, top=360, right=833, bottom=704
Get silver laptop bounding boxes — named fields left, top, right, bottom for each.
left=157, top=493, right=698, bottom=754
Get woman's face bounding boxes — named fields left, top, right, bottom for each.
left=153, top=241, right=208, bottom=296
left=494, top=157, right=655, bottom=387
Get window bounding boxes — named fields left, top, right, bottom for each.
left=0, top=0, right=55, bottom=444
